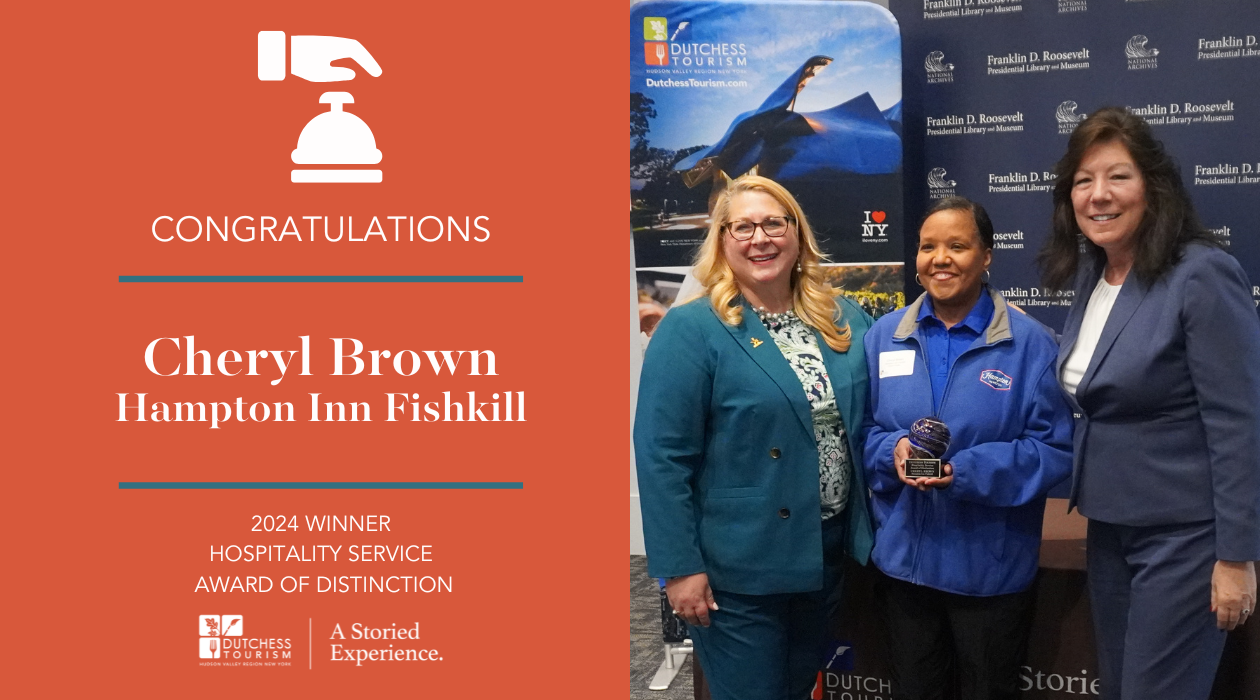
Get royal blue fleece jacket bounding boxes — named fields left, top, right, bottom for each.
left=863, top=288, right=1073, bottom=596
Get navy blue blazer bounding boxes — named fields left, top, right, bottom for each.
left=1059, top=243, right=1260, bottom=561
left=634, top=296, right=875, bottom=595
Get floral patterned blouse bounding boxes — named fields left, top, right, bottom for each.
left=755, top=308, right=851, bottom=521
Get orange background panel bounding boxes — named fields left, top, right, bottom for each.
left=3, top=0, right=626, bottom=696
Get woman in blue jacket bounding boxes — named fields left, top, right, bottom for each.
left=863, top=197, right=1073, bottom=700
left=636, top=175, right=874, bottom=700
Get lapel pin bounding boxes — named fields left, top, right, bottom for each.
left=750, top=338, right=763, bottom=348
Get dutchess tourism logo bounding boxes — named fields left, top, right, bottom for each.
left=927, top=167, right=957, bottom=199
left=643, top=17, right=671, bottom=66
left=1056, top=101, right=1086, bottom=134
left=198, top=615, right=294, bottom=666
left=642, top=16, right=745, bottom=68
left=1126, top=35, right=1159, bottom=70
left=925, top=51, right=955, bottom=83
left=200, top=615, right=243, bottom=659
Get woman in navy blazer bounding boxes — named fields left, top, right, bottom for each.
left=635, top=175, right=874, bottom=700
left=1040, top=107, right=1260, bottom=700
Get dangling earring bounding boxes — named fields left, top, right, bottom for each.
left=915, top=273, right=922, bottom=286
left=982, top=269, right=991, bottom=284
left=796, top=259, right=803, bottom=273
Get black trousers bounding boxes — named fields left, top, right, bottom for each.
left=874, top=572, right=1036, bottom=700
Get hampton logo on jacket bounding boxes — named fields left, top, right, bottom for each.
left=980, top=369, right=1013, bottom=391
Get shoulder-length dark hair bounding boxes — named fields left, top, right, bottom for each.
left=1037, top=106, right=1217, bottom=291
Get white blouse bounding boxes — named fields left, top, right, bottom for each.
left=1061, top=276, right=1123, bottom=397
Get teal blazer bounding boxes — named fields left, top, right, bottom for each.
left=634, top=296, right=875, bottom=595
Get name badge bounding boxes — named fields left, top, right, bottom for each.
left=879, top=350, right=916, bottom=378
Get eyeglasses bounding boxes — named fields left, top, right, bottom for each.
left=723, top=216, right=795, bottom=241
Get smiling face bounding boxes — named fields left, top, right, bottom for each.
left=1071, top=139, right=1148, bottom=258
left=917, top=208, right=991, bottom=313
left=721, top=190, right=800, bottom=301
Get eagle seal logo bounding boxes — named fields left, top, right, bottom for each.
left=924, top=51, right=954, bottom=73
left=1055, top=101, right=1084, bottom=124
left=927, top=167, right=956, bottom=189
left=1125, top=35, right=1159, bottom=59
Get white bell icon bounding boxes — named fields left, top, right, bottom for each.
left=291, top=92, right=383, bottom=183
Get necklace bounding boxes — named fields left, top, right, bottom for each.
left=754, top=306, right=796, bottom=328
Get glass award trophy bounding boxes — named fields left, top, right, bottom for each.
left=905, top=417, right=951, bottom=479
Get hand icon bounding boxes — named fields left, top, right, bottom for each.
left=258, top=31, right=383, bottom=82
left=292, top=36, right=382, bottom=82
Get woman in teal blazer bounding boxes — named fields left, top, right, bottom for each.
left=635, top=175, right=874, bottom=700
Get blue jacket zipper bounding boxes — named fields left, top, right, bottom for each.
left=903, top=327, right=1011, bottom=584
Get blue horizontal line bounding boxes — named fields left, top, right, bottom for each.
left=118, top=275, right=523, bottom=283
left=119, top=482, right=523, bottom=490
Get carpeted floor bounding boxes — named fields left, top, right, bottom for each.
left=631, top=555, right=693, bottom=700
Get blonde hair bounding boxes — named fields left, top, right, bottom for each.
left=691, top=175, right=851, bottom=352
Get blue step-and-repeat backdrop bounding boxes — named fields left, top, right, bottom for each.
left=893, top=0, right=1260, bottom=332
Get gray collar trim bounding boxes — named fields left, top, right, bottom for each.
left=893, top=287, right=1013, bottom=345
